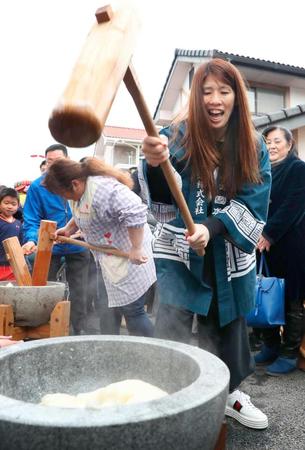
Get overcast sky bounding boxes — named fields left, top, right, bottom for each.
left=0, top=0, right=303, bottom=186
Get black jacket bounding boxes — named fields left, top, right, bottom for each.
left=263, top=153, right=305, bottom=302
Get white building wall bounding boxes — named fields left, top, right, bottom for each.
left=172, top=72, right=190, bottom=118
left=172, top=59, right=211, bottom=118
left=104, top=143, right=114, bottom=165
left=297, top=126, right=305, bottom=161
left=289, top=87, right=305, bottom=107
left=95, top=136, right=143, bottom=168
left=94, top=136, right=114, bottom=164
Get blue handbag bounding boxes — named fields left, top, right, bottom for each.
left=247, top=253, right=285, bottom=328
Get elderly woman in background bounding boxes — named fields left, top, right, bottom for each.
left=256, top=126, right=305, bottom=375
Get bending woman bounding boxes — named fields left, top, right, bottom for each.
left=141, top=58, right=271, bottom=429
left=43, top=157, right=156, bottom=337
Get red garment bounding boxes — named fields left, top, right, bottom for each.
left=0, top=265, right=15, bottom=281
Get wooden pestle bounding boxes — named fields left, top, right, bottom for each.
left=32, top=220, right=57, bottom=286
left=2, top=237, right=32, bottom=286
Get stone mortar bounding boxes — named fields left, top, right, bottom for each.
left=0, top=281, right=65, bottom=327
left=0, top=335, right=230, bottom=450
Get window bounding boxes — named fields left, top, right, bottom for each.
left=248, top=88, right=256, bottom=114
left=113, top=144, right=137, bottom=166
left=247, top=87, right=285, bottom=116
left=189, top=67, right=194, bottom=89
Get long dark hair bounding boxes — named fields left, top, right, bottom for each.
left=43, top=157, right=133, bottom=195
left=175, top=58, right=260, bottom=199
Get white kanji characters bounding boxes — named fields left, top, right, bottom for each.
left=195, top=182, right=206, bottom=216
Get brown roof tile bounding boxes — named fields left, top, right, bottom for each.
left=103, top=126, right=147, bottom=141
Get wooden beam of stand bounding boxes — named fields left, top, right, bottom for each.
left=299, top=330, right=305, bottom=371
left=0, top=305, right=14, bottom=336
left=49, top=301, right=70, bottom=337
left=2, top=301, right=70, bottom=340
left=214, top=421, right=227, bottom=450
left=32, top=220, right=57, bottom=286
left=55, top=235, right=129, bottom=258
left=2, top=236, right=32, bottom=286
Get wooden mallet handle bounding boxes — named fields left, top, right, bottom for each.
left=123, top=65, right=205, bottom=255
left=124, top=65, right=196, bottom=236
left=54, top=235, right=129, bottom=258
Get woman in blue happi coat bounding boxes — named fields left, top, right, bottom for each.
left=141, top=58, right=271, bottom=430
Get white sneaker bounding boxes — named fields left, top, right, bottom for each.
left=225, top=390, right=268, bottom=429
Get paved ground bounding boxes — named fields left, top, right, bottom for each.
left=227, top=365, right=305, bottom=450
left=86, top=311, right=305, bottom=450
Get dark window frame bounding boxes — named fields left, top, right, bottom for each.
left=247, top=85, right=285, bottom=116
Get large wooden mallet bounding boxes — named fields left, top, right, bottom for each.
left=49, top=4, right=199, bottom=243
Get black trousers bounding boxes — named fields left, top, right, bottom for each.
left=154, top=300, right=254, bottom=392
left=48, top=251, right=90, bottom=332
left=256, top=252, right=305, bottom=357
left=256, top=301, right=304, bottom=358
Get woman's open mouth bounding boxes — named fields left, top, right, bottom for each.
left=208, top=110, right=224, bottom=123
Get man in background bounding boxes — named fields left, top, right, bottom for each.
left=40, top=160, right=47, bottom=174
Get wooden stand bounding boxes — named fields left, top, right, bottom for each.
left=214, top=421, right=227, bottom=450
left=298, top=301, right=305, bottom=371
left=298, top=334, right=305, bottom=371
left=0, top=301, right=70, bottom=340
